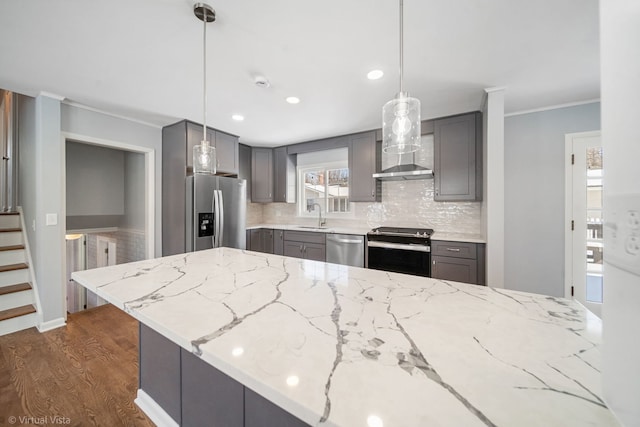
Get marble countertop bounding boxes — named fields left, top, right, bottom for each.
left=248, top=224, right=486, bottom=243
left=431, top=231, right=486, bottom=243
left=247, top=223, right=372, bottom=236
left=72, top=248, right=617, bottom=427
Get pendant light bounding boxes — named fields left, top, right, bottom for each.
left=382, top=0, right=421, bottom=155
left=193, top=3, right=216, bottom=175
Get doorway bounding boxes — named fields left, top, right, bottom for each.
left=565, top=131, right=603, bottom=317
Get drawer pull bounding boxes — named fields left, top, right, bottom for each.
left=446, top=248, right=461, bottom=252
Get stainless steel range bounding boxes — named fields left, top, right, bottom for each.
left=367, top=227, right=434, bottom=276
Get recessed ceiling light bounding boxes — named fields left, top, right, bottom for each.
left=286, top=96, right=300, bottom=104
left=367, top=70, right=384, bottom=80
left=232, top=114, right=244, bottom=121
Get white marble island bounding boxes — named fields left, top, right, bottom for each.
left=72, top=248, right=618, bottom=427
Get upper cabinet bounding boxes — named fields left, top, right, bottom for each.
left=273, top=147, right=296, bottom=203
left=348, top=131, right=381, bottom=202
left=251, top=148, right=273, bottom=203
left=238, top=143, right=252, bottom=200
left=433, top=112, right=482, bottom=201
left=214, top=131, right=239, bottom=175
left=169, top=120, right=239, bottom=176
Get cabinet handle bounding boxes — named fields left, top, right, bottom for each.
left=433, top=260, right=436, bottom=265
left=300, top=244, right=303, bottom=252
left=446, top=248, right=461, bottom=252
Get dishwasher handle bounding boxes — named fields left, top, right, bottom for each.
left=326, top=235, right=363, bottom=244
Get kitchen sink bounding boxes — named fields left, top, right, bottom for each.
left=295, top=226, right=329, bottom=231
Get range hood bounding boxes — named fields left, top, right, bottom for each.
left=373, top=164, right=434, bottom=181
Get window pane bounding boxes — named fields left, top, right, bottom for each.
left=327, top=168, right=349, bottom=213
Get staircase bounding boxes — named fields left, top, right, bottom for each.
left=0, top=212, right=37, bottom=336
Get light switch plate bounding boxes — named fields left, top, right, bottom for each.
left=45, top=213, right=58, bottom=226
left=605, top=194, right=640, bottom=276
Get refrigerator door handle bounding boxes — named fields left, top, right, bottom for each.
left=218, top=190, right=225, bottom=247
left=211, top=189, right=217, bottom=248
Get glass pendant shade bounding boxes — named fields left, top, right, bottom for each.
left=193, top=139, right=216, bottom=174
left=382, top=92, right=421, bottom=154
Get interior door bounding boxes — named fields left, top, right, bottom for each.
left=569, top=132, right=603, bottom=317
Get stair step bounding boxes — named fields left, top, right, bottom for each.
left=0, top=245, right=24, bottom=252
left=0, top=263, right=28, bottom=273
left=0, top=304, right=36, bottom=322
left=0, top=282, right=31, bottom=296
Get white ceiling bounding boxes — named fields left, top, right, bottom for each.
left=0, top=0, right=599, bottom=146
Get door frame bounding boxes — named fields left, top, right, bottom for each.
left=564, top=130, right=601, bottom=299
left=61, top=131, right=155, bottom=259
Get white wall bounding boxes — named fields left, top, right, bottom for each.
left=504, top=103, right=600, bottom=297
left=66, top=141, right=125, bottom=216
left=600, top=1, right=640, bottom=425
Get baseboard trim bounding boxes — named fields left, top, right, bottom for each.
left=37, top=317, right=66, bottom=332
left=135, top=389, right=179, bottom=427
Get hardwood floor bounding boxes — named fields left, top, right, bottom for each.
left=0, top=304, right=154, bottom=427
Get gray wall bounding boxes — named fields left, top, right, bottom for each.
left=66, top=141, right=125, bottom=216
left=18, top=94, right=66, bottom=323
left=504, top=102, right=600, bottom=297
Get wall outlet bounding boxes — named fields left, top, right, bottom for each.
left=605, top=194, right=640, bottom=276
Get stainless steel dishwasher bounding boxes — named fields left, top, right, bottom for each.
left=326, top=234, right=365, bottom=267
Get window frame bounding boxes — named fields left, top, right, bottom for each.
left=297, top=160, right=354, bottom=219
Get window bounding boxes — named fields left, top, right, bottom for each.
left=297, top=149, right=351, bottom=218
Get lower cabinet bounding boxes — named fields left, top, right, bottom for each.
left=249, top=228, right=274, bottom=254
left=182, top=349, right=244, bottom=427
left=431, top=240, right=486, bottom=285
left=139, top=324, right=309, bottom=427
left=283, top=231, right=326, bottom=261
left=274, top=229, right=284, bottom=255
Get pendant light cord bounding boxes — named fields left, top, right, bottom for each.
left=399, top=0, right=404, bottom=94
left=202, top=8, right=208, bottom=141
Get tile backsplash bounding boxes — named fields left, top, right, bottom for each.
left=252, top=179, right=481, bottom=235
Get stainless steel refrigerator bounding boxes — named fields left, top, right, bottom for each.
left=185, top=175, right=247, bottom=252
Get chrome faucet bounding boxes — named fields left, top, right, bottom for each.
left=309, top=203, right=326, bottom=228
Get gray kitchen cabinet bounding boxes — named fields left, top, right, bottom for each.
left=273, top=146, right=296, bottom=203
left=183, top=121, right=238, bottom=175
left=245, top=387, right=308, bottom=427
left=239, top=143, right=252, bottom=200
left=214, top=130, right=239, bottom=175
left=302, top=242, right=326, bottom=261
left=249, top=228, right=274, bottom=254
left=283, top=231, right=326, bottom=261
left=433, top=112, right=482, bottom=201
left=181, top=349, right=244, bottom=427
left=348, top=131, right=381, bottom=202
left=139, top=324, right=182, bottom=424
left=274, top=229, right=285, bottom=255
left=251, top=148, right=273, bottom=203
left=431, top=240, right=485, bottom=285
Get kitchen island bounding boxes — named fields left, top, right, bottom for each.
left=71, top=248, right=618, bottom=427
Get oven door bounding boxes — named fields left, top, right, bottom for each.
left=367, top=241, right=431, bottom=277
